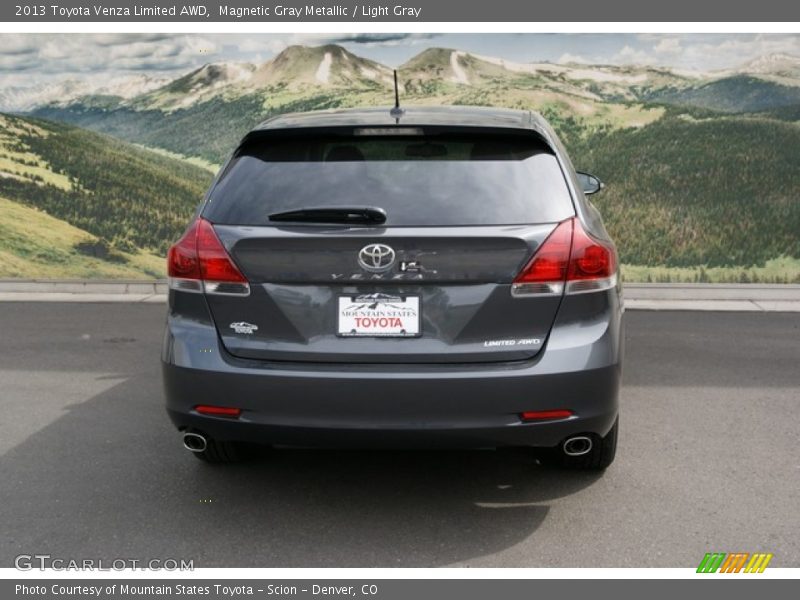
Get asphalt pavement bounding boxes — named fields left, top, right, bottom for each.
left=0, top=303, right=798, bottom=568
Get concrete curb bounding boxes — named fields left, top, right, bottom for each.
left=624, top=299, right=800, bottom=312
left=1, top=281, right=800, bottom=311
left=624, top=283, right=800, bottom=311
left=623, top=283, right=800, bottom=300
left=0, top=292, right=166, bottom=303
left=0, top=279, right=168, bottom=294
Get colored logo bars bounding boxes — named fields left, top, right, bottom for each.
left=697, top=552, right=773, bottom=573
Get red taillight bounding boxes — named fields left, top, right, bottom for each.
left=520, top=409, right=573, bottom=422
left=167, top=220, right=201, bottom=280
left=513, top=219, right=573, bottom=285
left=568, top=218, right=616, bottom=281
left=195, top=405, right=241, bottom=418
left=196, top=219, right=247, bottom=283
left=167, top=218, right=249, bottom=294
left=512, top=217, right=617, bottom=297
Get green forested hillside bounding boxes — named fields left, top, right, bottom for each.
left=34, top=93, right=345, bottom=165
left=646, top=76, right=800, bottom=113
left=571, top=115, right=800, bottom=268
left=0, top=113, right=213, bottom=257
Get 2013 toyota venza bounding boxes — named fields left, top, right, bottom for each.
left=162, top=106, right=623, bottom=470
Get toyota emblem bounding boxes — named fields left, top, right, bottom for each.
left=358, top=244, right=396, bottom=272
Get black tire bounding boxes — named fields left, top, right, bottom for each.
left=190, top=437, right=251, bottom=464
left=544, top=418, right=618, bottom=471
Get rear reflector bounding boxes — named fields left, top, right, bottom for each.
left=167, top=217, right=250, bottom=296
left=195, top=405, right=242, bottom=418
left=520, top=409, right=573, bottom=422
left=512, top=217, right=617, bottom=297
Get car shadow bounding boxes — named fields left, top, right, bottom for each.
left=0, top=372, right=603, bottom=568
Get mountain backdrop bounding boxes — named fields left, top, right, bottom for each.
left=2, top=44, right=800, bottom=281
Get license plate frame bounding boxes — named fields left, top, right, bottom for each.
left=337, top=294, right=421, bottom=338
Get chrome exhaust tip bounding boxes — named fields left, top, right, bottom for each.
left=182, top=432, right=207, bottom=453
left=563, top=436, right=593, bottom=456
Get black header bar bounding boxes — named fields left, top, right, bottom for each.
left=3, top=0, right=799, bottom=22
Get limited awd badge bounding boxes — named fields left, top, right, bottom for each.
left=229, top=322, right=258, bottom=335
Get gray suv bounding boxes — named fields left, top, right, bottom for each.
left=162, top=106, right=623, bottom=470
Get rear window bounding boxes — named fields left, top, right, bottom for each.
left=203, top=135, right=574, bottom=226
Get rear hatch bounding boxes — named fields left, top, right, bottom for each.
left=201, top=130, right=575, bottom=363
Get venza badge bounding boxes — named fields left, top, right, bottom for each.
left=357, top=244, right=396, bottom=273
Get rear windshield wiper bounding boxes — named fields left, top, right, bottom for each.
left=268, top=206, right=387, bottom=225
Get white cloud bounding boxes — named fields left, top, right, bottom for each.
left=632, top=33, right=800, bottom=70
left=1, top=35, right=39, bottom=56
left=557, top=53, right=590, bottom=64
left=612, top=45, right=653, bottom=65
left=677, top=36, right=800, bottom=70
left=654, top=37, right=682, bottom=55
left=0, top=34, right=223, bottom=80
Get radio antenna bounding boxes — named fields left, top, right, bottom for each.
left=389, top=70, right=405, bottom=121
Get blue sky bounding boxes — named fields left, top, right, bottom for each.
left=2, top=33, right=799, bottom=88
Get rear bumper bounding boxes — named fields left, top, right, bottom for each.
left=164, top=363, right=619, bottom=448
left=162, top=289, right=624, bottom=449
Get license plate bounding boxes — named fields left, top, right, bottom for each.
left=337, top=293, right=420, bottom=337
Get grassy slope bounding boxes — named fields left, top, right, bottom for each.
left=0, top=112, right=215, bottom=278
left=0, top=196, right=164, bottom=278
left=0, top=113, right=213, bottom=256
left=0, top=115, right=73, bottom=190
left=621, top=257, right=800, bottom=284
left=132, top=143, right=219, bottom=173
